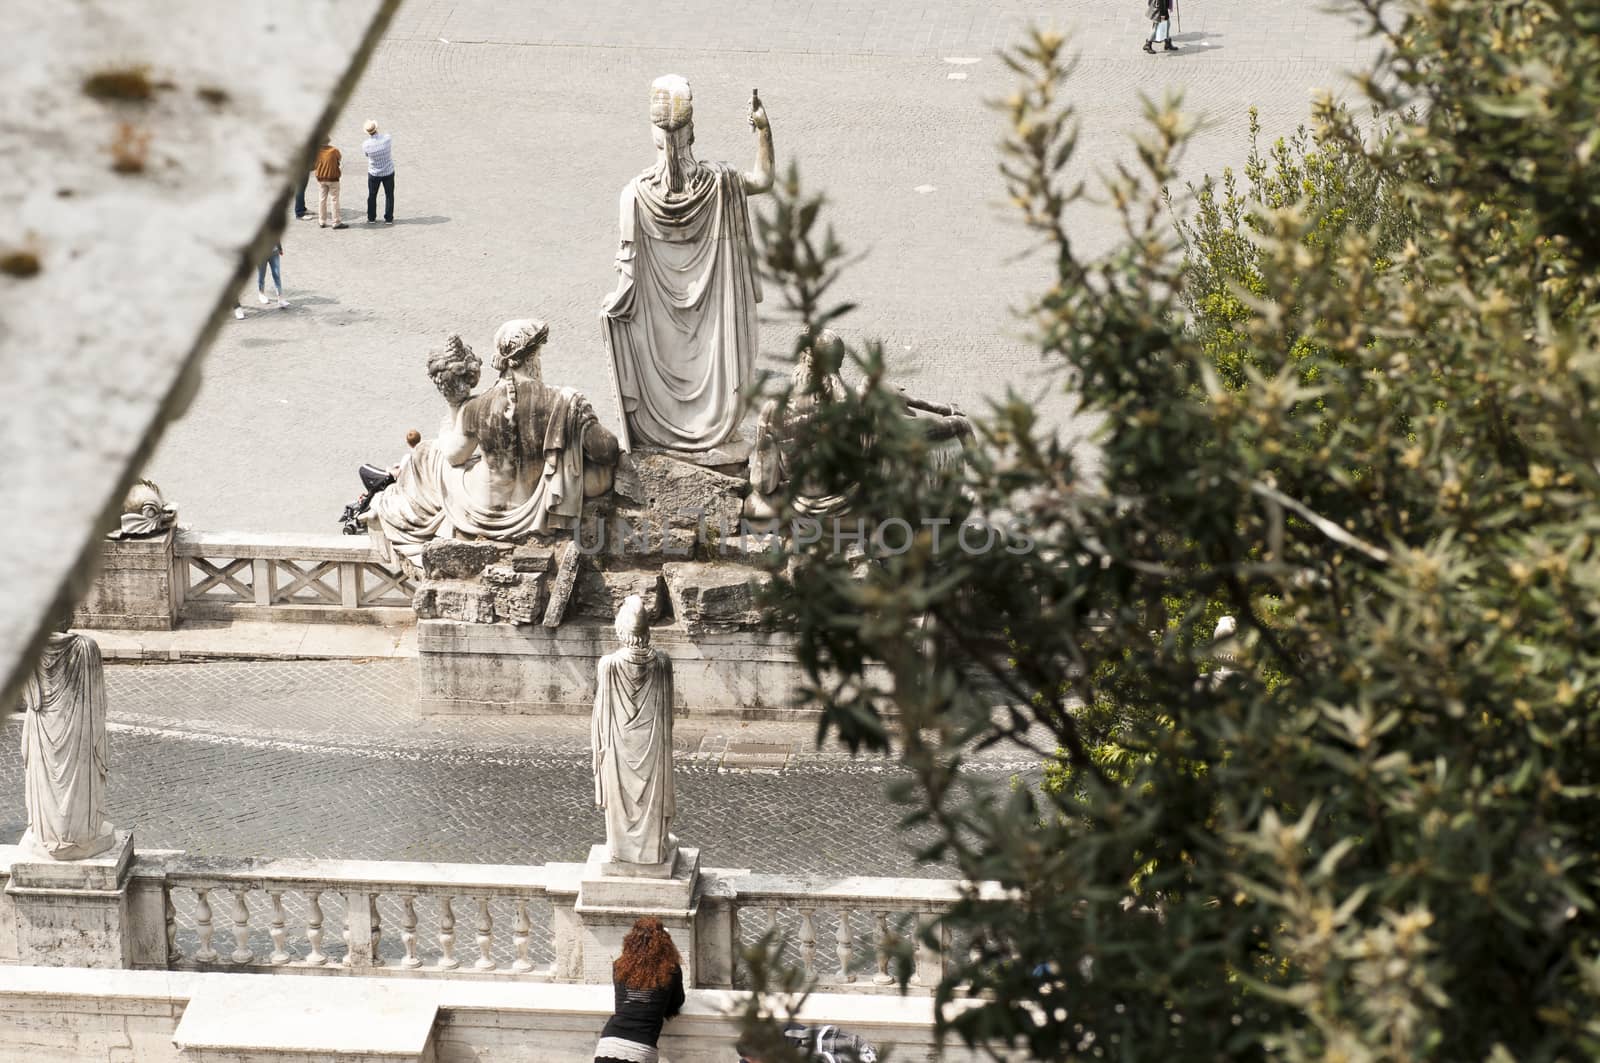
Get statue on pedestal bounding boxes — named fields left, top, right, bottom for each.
left=746, top=329, right=976, bottom=520
left=20, top=628, right=115, bottom=860
left=592, top=595, right=677, bottom=867
left=601, top=76, right=775, bottom=455
left=366, top=320, right=622, bottom=571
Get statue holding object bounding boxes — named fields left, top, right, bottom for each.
left=601, top=77, right=775, bottom=455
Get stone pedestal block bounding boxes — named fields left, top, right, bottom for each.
left=417, top=619, right=829, bottom=718
left=575, top=845, right=701, bottom=986
left=72, top=529, right=176, bottom=630
left=5, top=830, right=135, bottom=968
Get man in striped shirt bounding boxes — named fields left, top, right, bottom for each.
left=362, top=119, right=396, bottom=224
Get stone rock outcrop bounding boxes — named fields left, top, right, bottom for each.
left=484, top=564, right=547, bottom=625
left=422, top=539, right=508, bottom=580
left=572, top=569, right=669, bottom=623
left=413, top=580, right=497, bottom=623
left=661, top=562, right=768, bottom=635
left=629, top=453, right=748, bottom=532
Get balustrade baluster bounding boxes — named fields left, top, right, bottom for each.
left=194, top=889, right=218, bottom=963
left=512, top=899, right=533, bottom=972
left=912, top=915, right=935, bottom=986
left=164, top=888, right=177, bottom=963
left=437, top=896, right=460, bottom=970
left=834, top=908, right=855, bottom=983
left=798, top=909, right=817, bottom=976
left=305, top=891, right=327, bottom=965
left=764, top=906, right=778, bottom=939
left=474, top=898, right=496, bottom=970
left=268, top=891, right=290, bottom=965
left=873, top=911, right=894, bottom=985
left=400, top=895, right=421, bottom=969
left=369, top=895, right=384, bottom=968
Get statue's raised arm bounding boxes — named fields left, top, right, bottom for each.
left=742, top=88, right=774, bottom=195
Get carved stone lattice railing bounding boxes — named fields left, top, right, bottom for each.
left=174, top=531, right=414, bottom=623
left=724, top=875, right=994, bottom=993
left=163, top=858, right=561, bottom=980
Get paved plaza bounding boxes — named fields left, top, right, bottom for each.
left=0, top=660, right=1038, bottom=876
left=27, top=0, right=1376, bottom=879
left=145, top=0, right=1377, bottom=533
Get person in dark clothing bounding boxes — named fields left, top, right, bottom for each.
left=593, top=917, right=685, bottom=1063
left=1144, top=0, right=1179, bottom=52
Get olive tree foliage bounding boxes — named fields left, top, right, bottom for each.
left=741, top=0, right=1600, bottom=1059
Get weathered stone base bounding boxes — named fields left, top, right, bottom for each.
left=73, top=529, right=176, bottom=631
left=5, top=830, right=135, bottom=968
left=575, top=845, right=702, bottom=986
left=174, top=976, right=440, bottom=1062
left=417, top=619, right=821, bottom=718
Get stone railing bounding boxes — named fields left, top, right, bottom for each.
left=131, top=858, right=991, bottom=995
left=76, top=529, right=420, bottom=630
left=174, top=531, right=416, bottom=623
left=724, top=874, right=989, bottom=992
left=161, top=856, right=574, bottom=979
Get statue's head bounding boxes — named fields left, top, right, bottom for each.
left=792, top=327, right=847, bottom=403
left=427, top=335, right=482, bottom=406
left=648, top=75, right=696, bottom=193
left=615, top=594, right=650, bottom=647
left=649, top=75, right=693, bottom=133
left=492, top=318, right=549, bottom=377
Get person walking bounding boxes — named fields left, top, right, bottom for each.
left=256, top=241, right=289, bottom=309
left=1144, top=0, right=1179, bottom=52
left=293, top=168, right=310, bottom=220
left=362, top=119, right=395, bottom=224
left=314, top=135, right=348, bottom=229
left=592, top=917, right=684, bottom=1063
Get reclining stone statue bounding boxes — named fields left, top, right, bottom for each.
left=367, top=319, right=621, bottom=571
left=745, top=328, right=974, bottom=520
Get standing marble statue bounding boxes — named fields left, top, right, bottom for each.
left=20, top=629, right=115, bottom=860
left=591, top=595, right=677, bottom=866
left=601, top=76, right=775, bottom=453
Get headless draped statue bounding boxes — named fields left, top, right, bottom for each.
left=601, top=76, right=775, bottom=453
left=21, top=630, right=115, bottom=860
left=591, top=595, right=677, bottom=866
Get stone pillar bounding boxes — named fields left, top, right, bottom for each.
left=5, top=830, right=136, bottom=967
left=693, top=871, right=738, bottom=988
left=73, top=526, right=178, bottom=631
left=574, top=844, right=702, bottom=986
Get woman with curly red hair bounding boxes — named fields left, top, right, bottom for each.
left=593, top=917, right=686, bottom=1063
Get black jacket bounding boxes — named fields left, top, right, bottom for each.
left=599, top=967, right=685, bottom=1048
left=1147, top=0, right=1172, bottom=19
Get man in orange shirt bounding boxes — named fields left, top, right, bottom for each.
left=314, top=136, right=348, bottom=229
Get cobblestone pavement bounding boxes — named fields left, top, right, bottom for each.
left=0, top=660, right=1039, bottom=878
left=145, top=0, right=1377, bottom=533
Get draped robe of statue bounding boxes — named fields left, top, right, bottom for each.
left=21, top=632, right=115, bottom=859
left=601, top=161, right=762, bottom=451
left=366, top=381, right=599, bottom=570
left=591, top=644, right=676, bottom=865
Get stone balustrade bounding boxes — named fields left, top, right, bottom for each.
left=723, top=874, right=1002, bottom=992
left=173, top=531, right=416, bottom=623
left=76, top=529, right=420, bottom=630
left=2, top=847, right=990, bottom=998
left=159, top=856, right=575, bottom=979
